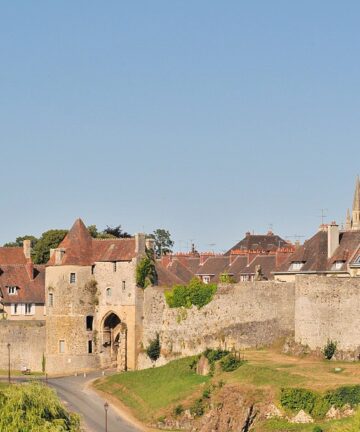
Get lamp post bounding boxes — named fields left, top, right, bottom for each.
left=7, top=343, right=10, bottom=384
left=104, top=401, right=109, bottom=432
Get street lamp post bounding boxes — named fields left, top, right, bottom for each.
left=104, top=401, right=109, bottom=432
left=7, top=343, right=10, bottom=384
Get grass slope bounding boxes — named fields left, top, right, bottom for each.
left=94, top=356, right=209, bottom=422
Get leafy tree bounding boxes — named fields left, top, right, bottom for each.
left=3, top=235, right=38, bottom=248
left=32, top=230, right=68, bottom=264
left=149, top=228, right=174, bottom=257
left=165, top=278, right=217, bottom=309
left=87, top=225, right=114, bottom=239
left=136, top=248, right=158, bottom=288
left=104, top=225, right=131, bottom=238
left=323, top=339, right=337, bottom=360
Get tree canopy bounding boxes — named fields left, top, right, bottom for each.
left=32, top=230, right=68, bottom=264
left=149, top=229, right=174, bottom=257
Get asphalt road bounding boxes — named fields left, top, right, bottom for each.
left=48, top=372, right=142, bottom=432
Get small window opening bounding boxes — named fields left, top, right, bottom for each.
left=86, top=316, right=93, bottom=331
left=122, top=281, right=126, bottom=291
left=88, top=340, right=93, bottom=354
left=113, top=262, right=117, bottom=272
left=49, top=293, right=54, bottom=307
left=106, top=287, right=112, bottom=297
left=59, top=340, right=65, bottom=353
left=91, top=265, right=95, bottom=275
left=70, top=273, right=76, bottom=284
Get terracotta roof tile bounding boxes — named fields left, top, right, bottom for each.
left=0, top=247, right=27, bottom=265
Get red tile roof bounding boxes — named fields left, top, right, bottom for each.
left=47, top=219, right=137, bottom=266
left=0, top=247, right=27, bottom=265
left=0, top=264, right=45, bottom=304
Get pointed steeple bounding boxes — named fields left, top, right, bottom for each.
left=352, top=177, right=360, bottom=230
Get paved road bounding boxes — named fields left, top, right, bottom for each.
left=48, top=372, right=142, bottom=432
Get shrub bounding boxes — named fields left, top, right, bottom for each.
left=204, top=348, right=229, bottom=363
left=313, top=427, right=323, bottom=432
left=280, top=388, right=318, bottom=414
left=311, top=396, right=331, bottom=419
left=220, top=354, right=243, bottom=372
left=202, top=387, right=211, bottom=399
left=325, top=385, right=360, bottom=408
left=219, top=272, right=236, bottom=283
left=165, top=278, right=217, bottom=309
left=146, top=333, right=161, bottom=362
left=173, top=404, right=184, bottom=416
left=323, top=339, right=337, bottom=360
left=190, top=398, right=204, bottom=416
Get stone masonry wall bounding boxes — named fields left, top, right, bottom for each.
left=139, top=281, right=295, bottom=368
left=295, top=275, right=360, bottom=351
left=0, top=320, right=46, bottom=372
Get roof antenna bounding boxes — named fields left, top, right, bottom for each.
left=319, top=208, right=328, bottom=225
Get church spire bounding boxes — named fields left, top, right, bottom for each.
left=352, top=176, right=360, bottom=230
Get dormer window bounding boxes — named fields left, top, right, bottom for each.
left=332, top=260, right=345, bottom=270
left=8, top=286, right=17, bottom=295
left=202, top=276, right=210, bottom=284
left=289, top=261, right=305, bottom=271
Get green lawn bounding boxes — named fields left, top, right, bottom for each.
left=94, top=356, right=209, bottom=421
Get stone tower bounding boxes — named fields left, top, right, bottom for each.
left=352, top=176, right=360, bottom=230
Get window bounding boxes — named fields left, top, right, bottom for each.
left=113, top=262, right=117, bottom=272
left=86, top=316, right=93, bottom=331
left=8, top=286, right=17, bottom=295
left=59, top=340, right=65, bottom=353
left=49, top=293, right=54, bottom=307
left=332, top=260, right=345, bottom=270
left=11, top=303, right=19, bottom=315
left=88, top=340, right=93, bottom=354
left=289, top=261, right=305, bottom=271
left=91, top=265, right=95, bottom=275
left=70, top=273, right=76, bottom=284
left=106, top=287, right=112, bottom=297
left=202, top=276, right=210, bottom=284
left=122, top=281, right=126, bottom=291
left=25, top=304, right=34, bottom=315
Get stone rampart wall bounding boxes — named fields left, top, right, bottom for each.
left=139, top=281, right=295, bottom=368
left=0, top=320, right=46, bottom=372
left=295, top=276, right=360, bottom=351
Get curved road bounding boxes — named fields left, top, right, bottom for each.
left=48, top=372, right=142, bottom=432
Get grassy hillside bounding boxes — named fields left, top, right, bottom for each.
left=94, top=349, right=360, bottom=431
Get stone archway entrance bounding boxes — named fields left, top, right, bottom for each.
left=102, top=312, right=127, bottom=371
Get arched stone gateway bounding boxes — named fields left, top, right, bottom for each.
left=101, top=312, right=127, bottom=371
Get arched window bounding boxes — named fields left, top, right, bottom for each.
left=106, top=287, right=112, bottom=297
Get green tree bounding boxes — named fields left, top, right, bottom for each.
left=32, top=230, right=68, bottom=264
left=136, top=248, right=158, bottom=288
left=104, top=225, right=131, bottom=238
left=87, top=225, right=114, bottom=239
left=3, top=235, right=38, bottom=248
left=149, top=228, right=174, bottom=257
left=146, top=333, right=161, bottom=362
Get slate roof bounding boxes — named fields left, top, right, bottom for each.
left=156, top=262, right=187, bottom=286
left=196, top=256, right=230, bottom=277
left=225, top=232, right=289, bottom=255
left=240, top=255, right=277, bottom=280
left=47, top=219, right=137, bottom=266
left=166, top=259, right=195, bottom=283
left=0, top=264, right=45, bottom=304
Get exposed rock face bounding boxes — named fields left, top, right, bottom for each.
left=265, top=403, right=283, bottom=419
left=290, top=410, right=314, bottom=423
left=326, top=405, right=341, bottom=420
left=196, top=386, right=258, bottom=432
left=196, top=355, right=210, bottom=376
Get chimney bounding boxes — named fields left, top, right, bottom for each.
left=23, top=239, right=32, bottom=260
left=26, top=262, right=34, bottom=280
left=54, top=248, right=65, bottom=265
left=135, top=233, right=146, bottom=256
left=145, top=238, right=155, bottom=251
left=328, top=222, right=340, bottom=259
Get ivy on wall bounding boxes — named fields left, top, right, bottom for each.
left=136, top=248, right=158, bottom=288
left=165, top=277, right=217, bottom=309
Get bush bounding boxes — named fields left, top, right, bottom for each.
left=146, top=333, right=161, bottom=362
left=136, top=248, right=157, bottom=288
left=202, top=388, right=211, bottom=399
left=173, top=404, right=184, bottom=416
left=219, top=272, right=236, bottom=283
left=165, top=278, right=217, bottom=309
left=280, top=388, right=317, bottom=414
left=204, top=348, right=229, bottom=363
left=313, top=427, right=323, bottom=432
left=323, top=339, right=337, bottom=360
left=325, top=385, right=360, bottom=408
left=190, top=398, right=205, bottom=416
left=220, top=354, right=243, bottom=372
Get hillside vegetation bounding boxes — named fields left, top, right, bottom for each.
left=94, top=348, right=360, bottom=431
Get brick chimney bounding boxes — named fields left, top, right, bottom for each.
left=26, top=262, right=34, bottom=280
left=135, top=233, right=146, bottom=256
left=54, top=248, right=65, bottom=265
left=23, top=239, right=32, bottom=260
left=328, top=222, right=340, bottom=259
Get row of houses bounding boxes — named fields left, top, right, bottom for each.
left=2, top=178, right=360, bottom=322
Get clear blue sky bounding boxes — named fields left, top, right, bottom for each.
left=1, top=1, right=360, bottom=252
